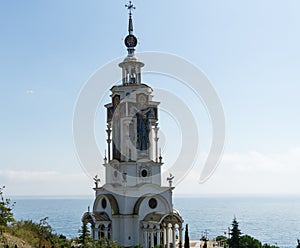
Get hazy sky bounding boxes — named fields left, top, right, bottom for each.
left=1, top=0, right=300, bottom=196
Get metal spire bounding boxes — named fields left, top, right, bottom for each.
left=125, top=1, right=135, bottom=35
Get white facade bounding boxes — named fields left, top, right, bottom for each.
left=82, top=5, right=183, bottom=248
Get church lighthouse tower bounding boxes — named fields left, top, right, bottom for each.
left=82, top=3, right=183, bottom=247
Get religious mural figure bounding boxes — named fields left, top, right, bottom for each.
left=135, top=93, right=151, bottom=152
left=112, top=95, right=121, bottom=160
left=136, top=108, right=151, bottom=151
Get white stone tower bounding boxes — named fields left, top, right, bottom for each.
left=82, top=2, right=183, bottom=247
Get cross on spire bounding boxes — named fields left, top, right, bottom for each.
left=125, top=1, right=135, bottom=15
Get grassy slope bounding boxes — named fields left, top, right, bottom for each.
left=2, top=232, right=33, bottom=248
left=0, top=222, right=71, bottom=248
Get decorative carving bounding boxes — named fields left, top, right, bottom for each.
left=93, top=175, right=101, bottom=188
left=111, top=162, right=120, bottom=181
left=167, top=173, right=174, bottom=188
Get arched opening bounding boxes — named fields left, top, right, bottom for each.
left=81, top=212, right=112, bottom=241
left=142, top=212, right=183, bottom=248
left=93, top=194, right=120, bottom=215
left=98, top=224, right=105, bottom=238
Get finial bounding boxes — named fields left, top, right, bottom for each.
left=88, top=206, right=90, bottom=212
left=167, top=173, right=175, bottom=188
left=104, top=149, right=107, bottom=164
left=93, top=175, right=101, bottom=188
left=159, top=148, right=162, bottom=163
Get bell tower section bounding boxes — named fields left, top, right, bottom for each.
left=106, top=83, right=160, bottom=162
left=103, top=4, right=161, bottom=187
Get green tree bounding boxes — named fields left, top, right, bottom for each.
left=229, top=217, right=242, bottom=248
left=240, top=235, right=261, bottom=248
left=94, top=237, right=121, bottom=248
left=216, top=235, right=228, bottom=248
left=216, top=235, right=228, bottom=242
left=78, top=222, right=91, bottom=247
left=56, top=234, right=70, bottom=248
left=262, top=244, right=279, bottom=248
left=0, top=186, right=15, bottom=235
left=38, top=217, right=54, bottom=247
left=184, top=224, right=190, bottom=248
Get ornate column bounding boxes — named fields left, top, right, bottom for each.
left=163, top=226, right=167, bottom=247
left=156, top=225, right=161, bottom=246
left=128, top=65, right=132, bottom=84
left=93, top=227, right=98, bottom=240
left=153, top=123, right=159, bottom=162
left=106, top=123, right=112, bottom=161
left=166, top=224, right=170, bottom=248
left=148, top=124, right=153, bottom=160
left=150, top=230, right=154, bottom=248
left=133, top=65, right=137, bottom=83
left=172, top=225, right=176, bottom=247
left=125, top=69, right=128, bottom=84
left=179, top=226, right=183, bottom=248
left=148, top=224, right=154, bottom=248
left=139, top=67, right=142, bottom=83
left=143, top=224, right=148, bottom=248
left=122, top=68, right=126, bottom=84
left=104, top=224, right=108, bottom=238
left=122, top=118, right=131, bottom=162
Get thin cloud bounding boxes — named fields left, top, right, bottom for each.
left=0, top=170, right=59, bottom=182
left=26, top=89, right=35, bottom=94
left=2, top=148, right=300, bottom=196
left=0, top=170, right=91, bottom=183
left=0, top=170, right=93, bottom=196
left=176, top=148, right=300, bottom=195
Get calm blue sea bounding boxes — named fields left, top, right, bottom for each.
left=11, top=196, right=300, bottom=248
